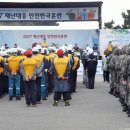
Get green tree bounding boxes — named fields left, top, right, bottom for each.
left=122, top=10, right=130, bottom=29
left=104, top=10, right=130, bottom=29
left=104, top=20, right=115, bottom=29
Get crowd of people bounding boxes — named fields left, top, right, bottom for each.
left=103, top=44, right=130, bottom=117
left=0, top=44, right=80, bottom=107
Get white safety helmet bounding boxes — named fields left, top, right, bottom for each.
left=51, top=47, right=56, bottom=52
left=0, top=51, right=8, bottom=56
left=21, top=49, right=26, bottom=54
left=41, top=48, right=47, bottom=54
left=17, top=47, right=23, bottom=51
left=88, top=48, right=93, bottom=55
left=36, top=44, right=42, bottom=50
left=32, top=47, right=39, bottom=52
left=86, top=47, right=90, bottom=51
left=67, top=46, right=72, bottom=51
left=11, top=48, right=17, bottom=53
left=6, top=48, right=12, bottom=54
left=0, top=46, right=5, bottom=51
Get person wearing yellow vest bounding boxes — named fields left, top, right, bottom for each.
left=50, top=49, right=71, bottom=106
left=7, top=48, right=21, bottom=101
left=107, top=41, right=113, bottom=54
left=71, top=51, right=80, bottom=93
left=0, top=54, right=4, bottom=98
left=1, top=51, right=9, bottom=97
left=20, top=50, right=38, bottom=107
left=32, top=47, right=44, bottom=104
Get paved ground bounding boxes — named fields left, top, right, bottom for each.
left=0, top=75, right=130, bottom=130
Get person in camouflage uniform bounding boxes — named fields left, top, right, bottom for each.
left=107, top=47, right=117, bottom=95
left=122, top=46, right=130, bottom=117
left=119, top=46, right=128, bottom=105
left=113, top=48, right=122, bottom=97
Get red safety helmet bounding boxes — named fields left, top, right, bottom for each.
left=57, top=49, right=64, bottom=55
left=24, top=50, right=32, bottom=56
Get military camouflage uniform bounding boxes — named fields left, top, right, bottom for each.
left=122, top=47, right=130, bottom=116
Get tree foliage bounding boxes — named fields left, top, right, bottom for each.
left=104, top=10, right=130, bottom=29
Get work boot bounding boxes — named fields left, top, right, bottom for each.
left=36, top=101, right=41, bottom=104
left=9, top=96, right=13, bottom=101
left=0, top=95, right=2, bottom=99
left=109, top=89, right=113, bottom=95
left=16, top=96, right=21, bottom=100
left=122, top=104, right=128, bottom=112
left=65, top=101, right=70, bottom=106
left=127, top=108, right=130, bottom=117
left=26, top=104, right=30, bottom=107
left=42, top=97, right=47, bottom=100
left=32, top=104, right=37, bottom=107
left=53, top=101, right=58, bottom=106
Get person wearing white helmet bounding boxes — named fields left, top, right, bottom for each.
left=82, top=47, right=90, bottom=86
left=36, top=44, right=42, bottom=53
left=85, top=48, right=97, bottom=89
left=7, top=48, right=21, bottom=101
left=43, top=48, right=52, bottom=95
left=40, top=47, right=50, bottom=100
left=87, top=48, right=93, bottom=55
left=32, top=46, right=44, bottom=104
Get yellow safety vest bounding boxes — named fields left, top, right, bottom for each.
left=54, top=56, right=69, bottom=77
left=32, top=55, right=43, bottom=68
left=7, top=56, right=21, bottom=73
left=72, top=57, right=79, bottom=70
left=23, top=58, right=37, bottom=78
left=0, top=56, right=3, bottom=73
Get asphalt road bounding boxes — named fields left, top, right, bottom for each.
left=0, top=75, right=130, bottom=130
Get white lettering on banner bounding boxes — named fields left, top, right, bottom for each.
left=0, top=8, right=98, bottom=21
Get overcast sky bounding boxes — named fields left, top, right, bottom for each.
left=0, top=0, right=129, bottom=29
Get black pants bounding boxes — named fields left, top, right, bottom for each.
left=69, top=72, right=73, bottom=94
left=72, top=70, right=77, bottom=92
left=0, top=74, right=3, bottom=96
left=87, top=72, right=96, bottom=89
left=103, top=71, right=109, bottom=82
left=36, top=77, right=42, bottom=102
left=24, top=80, right=36, bottom=105
left=3, top=75, right=8, bottom=94
left=45, top=72, right=52, bottom=94
left=20, top=75, right=24, bottom=95
left=54, top=92, right=69, bottom=101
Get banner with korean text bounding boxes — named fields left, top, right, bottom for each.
left=0, top=29, right=99, bottom=49
left=0, top=8, right=98, bottom=21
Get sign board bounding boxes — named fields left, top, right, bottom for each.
left=0, top=7, right=99, bottom=21
left=0, top=30, right=99, bottom=49
left=99, top=29, right=130, bottom=55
